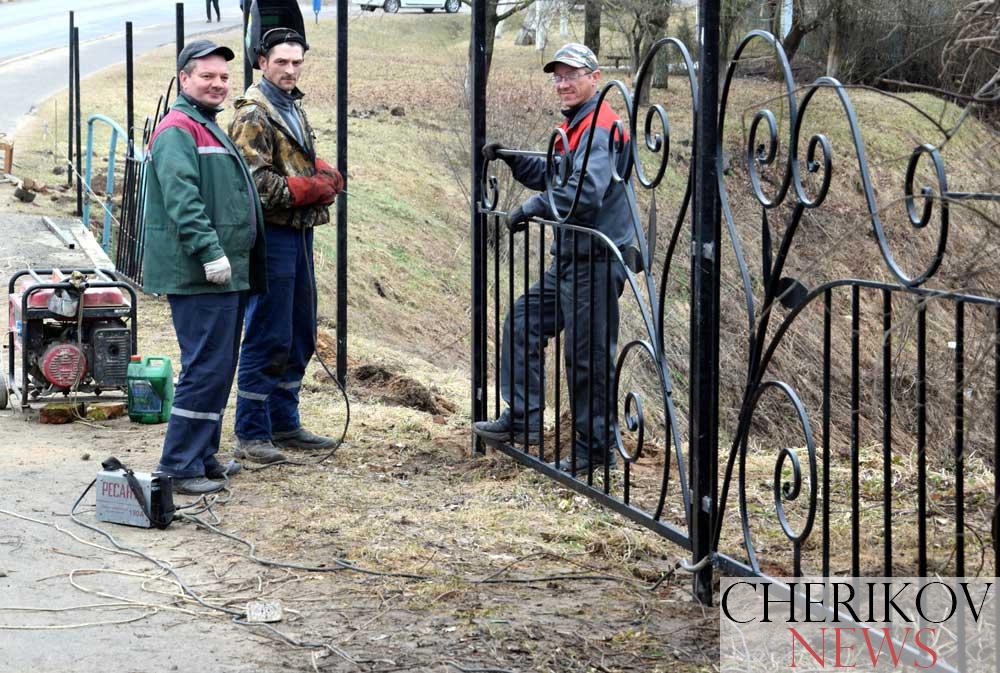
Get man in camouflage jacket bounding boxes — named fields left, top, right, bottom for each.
left=228, top=27, right=344, bottom=463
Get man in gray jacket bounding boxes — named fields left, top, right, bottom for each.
left=473, top=43, right=634, bottom=476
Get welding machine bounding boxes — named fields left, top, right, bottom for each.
left=3, top=268, right=137, bottom=411
left=95, top=457, right=175, bottom=529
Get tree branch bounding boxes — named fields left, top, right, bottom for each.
left=497, top=0, right=536, bottom=22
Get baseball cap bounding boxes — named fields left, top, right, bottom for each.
left=259, top=27, right=309, bottom=53
left=177, top=39, right=235, bottom=72
left=543, top=43, right=599, bottom=73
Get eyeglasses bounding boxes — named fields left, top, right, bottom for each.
left=551, top=70, right=591, bottom=85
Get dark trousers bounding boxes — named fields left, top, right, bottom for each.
left=206, top=0, right=220, bottom=20
left=158, top=291, right=245, bottom=478
left=500, top=255, right=627, bottom=454
left=235, top=225, right=316, bottom=440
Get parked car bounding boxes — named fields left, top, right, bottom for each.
left=358, top=0, right=460, bottom=13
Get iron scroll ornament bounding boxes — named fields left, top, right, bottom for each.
left=712, top=30, right=978, bottom=576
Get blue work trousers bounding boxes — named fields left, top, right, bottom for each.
left=235, top=225, right=316, bottom=440
left=500, top=255, right=627, bottom=454
left=158, top=291, right=245, bottom=478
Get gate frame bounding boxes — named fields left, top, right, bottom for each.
left=469, top=0, right=724, bottom=604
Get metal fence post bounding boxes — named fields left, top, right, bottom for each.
left=470, top=0, right=488, bottom=454
left=126, top=22, right=134, bottom=147
left=67, top=11, right=74, bottom=188
left=74, top=26, right=82, bottom=217
left=176, top=3, right=184, bottom=63
left=243, top=0, right=252, bottom=90
left=690, top=0, right=721, bottom=605
left=336, top=0, right=349, bottom=386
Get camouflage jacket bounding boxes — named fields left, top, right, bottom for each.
left=229, top=83, right=330, bottom=229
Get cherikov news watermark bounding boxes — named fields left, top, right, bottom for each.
left=719, top=578, right=997, bottom=672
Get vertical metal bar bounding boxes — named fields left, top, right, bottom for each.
left=336, top=0, right=350, bottom=387
left=243, top=0, right=252, bottom=90
left=994, top=306, right=999, bottom=580
left=126, top=22, right=134, bottom=147
left=603, top=255, right=611, bottom=493
left=538, top=222, right=546, bottom=460
left=522, top=223, right=530, bottom=448
left=917, top=301, right=927, bottom=576
left=508, top=225, right=515, bottom=433
left=587, top=246, right=595, bottom=486
left=571, top=230, right=579, bottom=474
left=73, top=27, right=82, bottom=217
left=555, top=236, right=562, bottom=465
left=851, top=284, right=860, bottom=576
left=67, top=11, right=74, bottom=188
left=956, top=300, right=968, bottom=672
left=882, top=289, right=893, bottom=576
left=493, top=217, right=500, bottom=418
left=176, top=3, right=184, bottom=62
left=955, top=301, right=965, bottom=577
left=690, top=0, right=722, bottom=605
left=470, top=0, right=488, bottom=452
left=822, top=289, right=831, bottom=578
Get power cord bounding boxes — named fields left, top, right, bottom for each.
left=64, top=478, right=359, bottom=665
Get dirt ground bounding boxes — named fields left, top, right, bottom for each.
left=0, top=185, right=716, bottom=672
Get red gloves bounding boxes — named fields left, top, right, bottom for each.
left=286, top=159, right=344, bottom=207
left=315, top=158, right=344, bottom=194
left=287, top=174, right=337, bottom=207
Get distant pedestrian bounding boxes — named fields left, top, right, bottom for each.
left=207, top=0, right=221, bottom=22
left=143, top=40, right=267, bottom=494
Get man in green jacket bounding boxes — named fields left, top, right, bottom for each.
left=143, top=39, right=267, bottom=495
left=229, top=28, right=343, bottom=462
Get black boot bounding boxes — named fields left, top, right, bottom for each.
left=273, top=427, right=339, bottom=450
left=549, top=447, right=618, bottom=476
left=472, top=409, right=540, bottom=444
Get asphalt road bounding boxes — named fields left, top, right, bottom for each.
left=0, top=1, right=322, bottom=138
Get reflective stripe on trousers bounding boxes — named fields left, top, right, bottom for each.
left=235, top=225, right=316, bottom=440
left=157, top=291, right=245, bottom=479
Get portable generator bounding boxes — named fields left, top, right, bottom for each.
left=2, top=268, right=137, bottom=410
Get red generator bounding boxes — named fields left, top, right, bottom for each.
left=3, top=268, right=137, bottom=410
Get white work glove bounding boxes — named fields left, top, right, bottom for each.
left=203, top=255, right=232, bottom=285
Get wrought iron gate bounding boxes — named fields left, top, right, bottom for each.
left=469, top=2, right=1000, bottom=603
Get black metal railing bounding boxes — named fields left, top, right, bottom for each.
left=475, top=203, right=692, bottom=548
left=471, top=15, right=1000, bottom=602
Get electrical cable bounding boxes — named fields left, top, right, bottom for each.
left=60, top=480, right=359, bottom=662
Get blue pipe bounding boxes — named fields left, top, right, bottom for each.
left=83, top=114, right=144, bottom=251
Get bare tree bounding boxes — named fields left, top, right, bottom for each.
left=468, top=0, right=539, bottom=88
left=779, top=0, right=839, bottom=63
left=585, top=0, right=603, bottom=56
left=940, top=0, right=1000, bottom=104
left=605, top=0, right=673, bottom=77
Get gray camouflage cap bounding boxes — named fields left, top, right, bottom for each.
left=543, top=43, right=599, bottom=73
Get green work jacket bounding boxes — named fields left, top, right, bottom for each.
left=142, top=97, right=267, bottom=295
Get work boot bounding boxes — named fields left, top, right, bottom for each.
left=472, top=409, right=540, bottom=444
left=235, top=438, right=287, bottom=464
left=205, top=459, right=242, bottom=480
left=272, top=427, right=338, bottom=450
left=548, top=450, right=618, bottom=477
left=173, top=476, right=224, bottom=495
